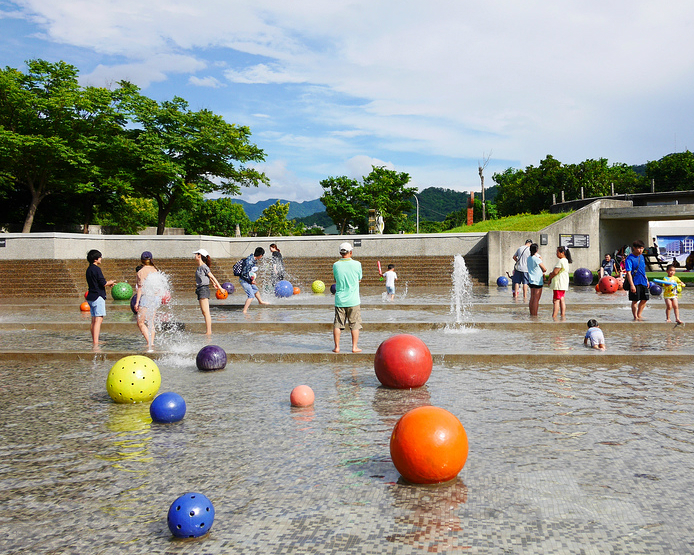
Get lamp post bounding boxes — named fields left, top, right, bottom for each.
left=413, top=194, right=419, bottom=234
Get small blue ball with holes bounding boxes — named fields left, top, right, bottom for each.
left=167, top=492, right=215, bottom=538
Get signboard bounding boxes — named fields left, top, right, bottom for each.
left=353, top=239, right=362, bottom=247
left=0, top=238, right=5, bottom=247
left=559, top=234, right=589, bottom=248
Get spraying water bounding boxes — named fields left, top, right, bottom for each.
left=446, top=254, right=473, bottom=330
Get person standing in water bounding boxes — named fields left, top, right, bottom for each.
left=193, top=249, right=222, bottom=335
left=546, top=246, right=572, bottom=320
left=625, top=239, right=649, bottom=321
left=85, top=249, right=116, bottom=349
left=240, top=247, right=268, bottom=314
left=526, top=243, right=547, bottom=316
left=134, top=251, right=159, bottom=351
left=332, top=242, right=362, bottom=353
left=268, top=243, right=286, bottom=285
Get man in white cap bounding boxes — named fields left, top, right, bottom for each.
left=332, top=242, right=362, bottom=353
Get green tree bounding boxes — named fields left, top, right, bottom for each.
left=320, top=166, right=417, bottom=234
left=180, top=197, right=252, bottom=236
left=118, top=86, right=269, bottom=234
left=253, top=200, right=298, bottom=236
left=360, top=166, right=417, bottom=233
left=645, top=151, right=694, bottom=191
left=94, top=195, right=157, bottom=234
left=0, top=60, right=127, bottom=232
left=319, top=175, right=363, bottom=234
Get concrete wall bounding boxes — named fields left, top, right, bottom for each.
left=0, top=231, right=488, bottom=261
left=487, top=200, right=636, bottom=280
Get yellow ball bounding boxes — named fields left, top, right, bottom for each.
left=311, top=280, right=325, bottom=293
left=106, top=355, right=161, bottom=404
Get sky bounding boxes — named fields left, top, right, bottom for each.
left=2, top=1, right=694, bottom=204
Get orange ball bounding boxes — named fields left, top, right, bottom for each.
left=293, top=287, right=300, bottom=295
left=290, top=385, right=315, bottom=407
left=390, top=406, right=468, bottom=484
left=215, top=288, right=228, bottom=300
left=80, top=301, right=90, bottom=312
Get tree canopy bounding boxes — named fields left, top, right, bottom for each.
left=320, top=166, right=417, bottom=234
left=0, top=59, right=269, bottom=233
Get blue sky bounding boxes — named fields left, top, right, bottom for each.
left=2, top=0, right=694, bottom=204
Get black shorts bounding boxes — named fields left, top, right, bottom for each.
left=628, top=284, right=649, bottom=302
left=529, top=283, right=543, bottom=289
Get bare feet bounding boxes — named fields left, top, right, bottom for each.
left=666, top=319, right=672, bottom=323
left=352, top=347, right=362, bottom=353
left=332, top=347, right=340, bottom=353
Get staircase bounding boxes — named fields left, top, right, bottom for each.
left=0, top=254, right=488, bottom=298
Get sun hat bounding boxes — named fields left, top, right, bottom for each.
left=339, top=242, right=353, bottom=254
left=193, top=249, right=210, bottom=257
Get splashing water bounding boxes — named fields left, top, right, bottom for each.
left=447, top=254, right=473, bottom=330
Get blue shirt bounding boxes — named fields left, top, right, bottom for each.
left=624, top=253, right=648, bottom=286
left=527, top=254, right=544, bottom=286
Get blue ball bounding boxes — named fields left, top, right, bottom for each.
left=649, top=283, right=663, bottom=296
left=221, top=282, right=235, bottom=295
left=330, top=283, right=336, bottom=295
left=496, top=276, right=509, bottom=287
left=274, top=280, right=294, bottom=298
left=573, top=268, right=594, bottom=286
left=130, top=294, right=138, bottom=314
left=150, top=392, right=186, bottom=423
left=196, top=345, right=227, bottom=371
left=167, top=492, right=215, bottom=538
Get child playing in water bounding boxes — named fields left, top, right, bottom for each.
left=193, top=249, right=223, bottom=334
left=134, top=251, right=159, bottom=351
left=85, top=249, right=116, bottom=349
left=584, top=319, right=606, bottom=351
left=661, top=264, right=686, bottom=325
left=383, top=264, right=397, bottom=301
left=546, top=246, right=572, bottom=320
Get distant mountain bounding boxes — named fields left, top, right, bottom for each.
left=228, top=198, right=325, bottom=221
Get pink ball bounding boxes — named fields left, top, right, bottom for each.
left=290, top=385, right=315, bottom=407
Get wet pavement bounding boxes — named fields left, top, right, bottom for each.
left=1, top=284, right=693, bottom=553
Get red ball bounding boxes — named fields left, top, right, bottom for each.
left=598, top=276, right=618, bottom=294
left=80, top=301, right=90, bottom=312
left=290, top=385, right=315, bottom=407
left=374, top=334, right=433, bottom=389
left=390, top=406, right=468, bottom=484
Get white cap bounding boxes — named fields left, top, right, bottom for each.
left=193, top=249, right=210, bottom=257
left=339, top=242, right=353, bottom=253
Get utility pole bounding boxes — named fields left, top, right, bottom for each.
left=478, top=151, right=492, bottom=221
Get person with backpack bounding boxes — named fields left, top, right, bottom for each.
left=625, top=239, right=649, bottom=321
left=239, top=247, right=268, bottom=314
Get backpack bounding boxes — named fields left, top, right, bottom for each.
left=232, top=259, right=244, bottom=276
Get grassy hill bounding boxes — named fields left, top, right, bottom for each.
left=447, top=211, right=571, bottom=233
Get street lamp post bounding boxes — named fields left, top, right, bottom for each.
left=413, top=194, right=419, bottom=234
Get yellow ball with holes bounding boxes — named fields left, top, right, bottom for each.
left=106, top=355, right=161, bottom=403
left=311, top=280, right=325, bottom=293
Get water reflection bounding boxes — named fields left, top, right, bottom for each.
left=386, top=479, right=469, bottom=552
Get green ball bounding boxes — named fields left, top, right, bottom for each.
left=106, top=355, right=161, bottom=403
left=311, top=280, right=325, bottom=293
left=112, top=282, right=133, bottom=300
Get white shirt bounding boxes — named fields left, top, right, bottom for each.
left=384, top=270, right=397, bottom=287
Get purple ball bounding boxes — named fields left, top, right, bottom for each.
left=196, top=345, right=227, bottom=371
left=130, top=294, right=138, bottom=314
left=221, top=282, right=235, bottom=294
left=573, top=268, right=594, bottom=286
left=649, top=283, right=662, bottom=296
left=330, top=283, right=336, bottom=295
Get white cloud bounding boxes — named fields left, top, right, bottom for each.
left=188, top=75, right=224, bottom=88
left=7, top=0, right=694, bottom=201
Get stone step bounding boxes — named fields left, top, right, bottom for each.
left=0, top=254, right=488, bottom=297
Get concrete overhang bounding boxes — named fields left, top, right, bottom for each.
left=600, top=205, right=694, bottom=221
